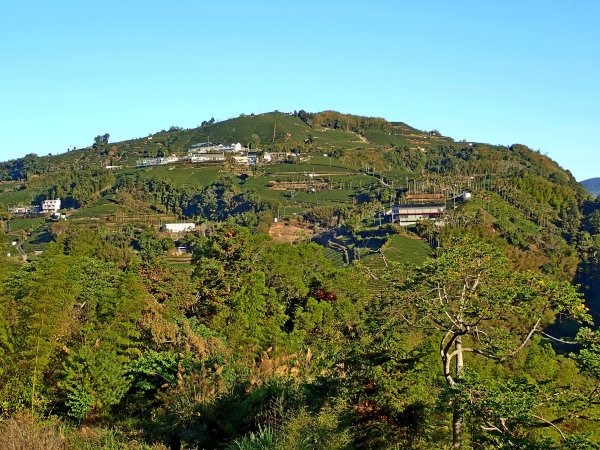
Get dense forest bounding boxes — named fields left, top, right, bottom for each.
left=1, top=111, right=600, bottom=449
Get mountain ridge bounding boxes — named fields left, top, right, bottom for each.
left=581, top=177, right=600, bottom=196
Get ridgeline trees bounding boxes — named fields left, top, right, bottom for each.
left=93, top=133, right=110, bottom=148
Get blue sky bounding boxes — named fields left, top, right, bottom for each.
left=1, top=1, right=598, bottom=180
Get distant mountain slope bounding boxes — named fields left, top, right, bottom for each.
left=0, top=108, right=593, bottom=291
left=581, top=178, right=600, bottom=196
left=0, top=111, right=455, bottom=179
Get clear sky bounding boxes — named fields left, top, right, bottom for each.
left=1, top=1, right=598, bottom=180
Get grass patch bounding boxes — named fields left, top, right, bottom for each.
left=364, top=130, right=410, bottom=147
left=8, top=217, right=46, bottom=232
left=24, top=228, right=54, bottom=251
left=71, top=195, right=119, bottom=218
left=139, top=165, right=222, bottom=187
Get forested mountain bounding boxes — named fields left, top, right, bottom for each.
left=1, top=111, right=599, bottom=449
left=582, top=177, right=600, bottom=197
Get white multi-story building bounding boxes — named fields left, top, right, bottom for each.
left=41, top=199, right=61, bottom=213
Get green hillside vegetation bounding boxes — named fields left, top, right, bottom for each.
left=1, top=110, right=600, bottom=448
left=0, top=187, right=39, bottom=207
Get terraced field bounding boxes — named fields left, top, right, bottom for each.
left=0, top=187, right=40, bottom=206
left=362, top=234, right=432, bottom=269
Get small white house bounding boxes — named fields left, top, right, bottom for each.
left=162, top=223, right=196, bottom=233
left=8, top=206, right=33, bottom=215
left=41, top=199, right=61, bottom=213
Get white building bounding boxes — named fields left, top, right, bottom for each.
left=162, top=223, right=196, bottom=233
left=190, top=153, right=225, bottom=163
left=41, top=199, right=61, bottom=213
left=8, top=206, right=33, bottom=215
left=188, top=142, right=244, bottom=155
left=387, top=203, right=446, bottom=226
left=139, top=156, right=179, bottom=167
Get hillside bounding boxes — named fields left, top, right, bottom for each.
left=0, top=110, right=590, bottom=270
left=582, top=177, right=600, bottom=196
left=1, top=110, right=600, bottom=448
left=0, top=111, right=453, bottom=178
left=1, top=110, right=594, bottom=315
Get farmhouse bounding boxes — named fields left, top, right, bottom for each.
left=41, top=199, right=61, bottom=213
left=162, top=223, right=196, bottom=233
left=387, top=203, right=446, bottom=226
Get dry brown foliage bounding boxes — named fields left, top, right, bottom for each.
left=0, top=412, right=65, bottom=450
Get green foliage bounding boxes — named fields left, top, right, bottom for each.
left=60, top=269, right=145, bottom=419
left=128, top=350, right=179, bottom=394
left=397, top=236, right=589, bottom=447
left=312, top=110, right=389, bottom=134
left=0, top=154, right=49, bottom=181
left=30, top=168, right=116, bottom=208
left=135, top=228, right=173, bottom=265
left=115, top=173, right=272, bottom=227
left=226, top=424, right=278, bottom=450
left=575, top=327, right=600, bottom=380
left=2, top=251, right=83, bottom=413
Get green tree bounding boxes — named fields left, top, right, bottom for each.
left=192, top=226, right=285, bottom=357
left=60, top=267, right=146, bottom=419
left=398, top=237, right=589, bottom=448
left=2, top=250, right=81, bottom=413
left=249, top=133, right=261, bottom=150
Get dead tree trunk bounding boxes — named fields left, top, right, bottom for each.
left=452, top=335, right=464, bottom=449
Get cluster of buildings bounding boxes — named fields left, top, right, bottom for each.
left=138, top=156, right=180, bottom=167
left=137, top=142, right=276, bottom=168
left=189, top=142, right=244, bottom=154
left=9, top=199, right=62, bottom=216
